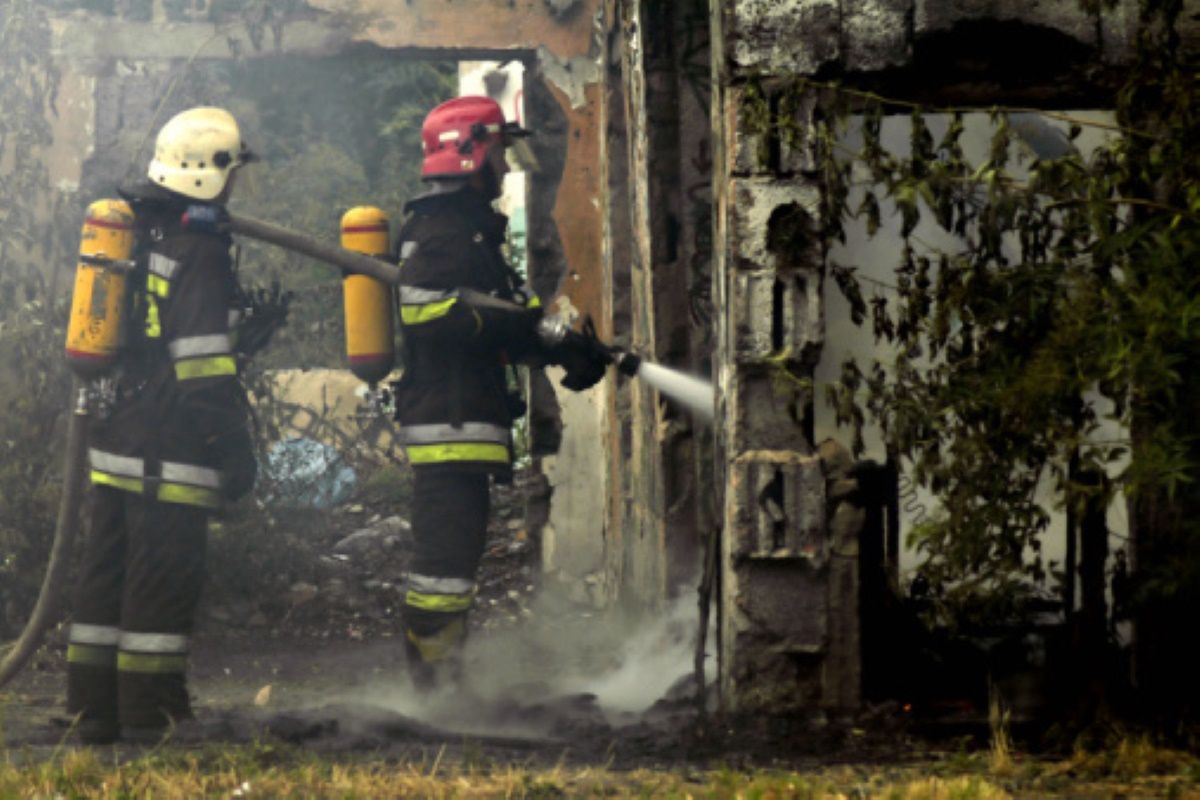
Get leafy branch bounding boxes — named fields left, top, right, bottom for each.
left=770, top=2, right=1200, bottom=627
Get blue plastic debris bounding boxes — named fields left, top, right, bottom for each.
left=262, top=436, right=356, bottom=509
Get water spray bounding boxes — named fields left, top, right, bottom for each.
left=536, top=314, right=714, bottom=420
left=629, top=361, right=714, bottom=422
left=593, top=344, right=715, bottom=423
left=605, top=350, right=714, bottom=423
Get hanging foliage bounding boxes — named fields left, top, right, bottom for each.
left=743, top=1, right=1198, bottom=630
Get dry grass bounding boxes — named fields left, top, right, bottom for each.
left=0, top=759, right=1041, bottom=799
left=987, top=689, right=1013, bottom=776
left=0, top=739, right=1196, bottom=798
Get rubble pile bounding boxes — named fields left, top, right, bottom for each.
left=199, top=468, right=540, bottom=641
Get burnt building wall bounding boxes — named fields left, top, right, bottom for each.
left=615, top=0, right=712, bottom=610
left=30, top=0, right=1186, bottom=715
left=708, top=0, right=1166, bottom=712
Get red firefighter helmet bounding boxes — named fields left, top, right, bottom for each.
left=420, top=95, right=529, bottom=180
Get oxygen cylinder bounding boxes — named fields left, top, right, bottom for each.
left=64, top=199, right=136, bottom=378
left=341, top=206, right=395, bottom=385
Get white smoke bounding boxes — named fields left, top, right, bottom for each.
left=322, top=592, right=711, bottom=738
left=557, top=593, right=706, bottom=715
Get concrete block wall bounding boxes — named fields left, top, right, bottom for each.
left=723, top=0, right=1144, bottom=76
left=713, top=0, right=842, bottom=712
left=710, top=0, right=1161, bottom=713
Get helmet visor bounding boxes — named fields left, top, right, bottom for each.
left=505, top=138, right=539, bottom=174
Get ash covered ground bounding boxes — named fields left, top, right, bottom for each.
left=1, top=467, right=911, bottom=768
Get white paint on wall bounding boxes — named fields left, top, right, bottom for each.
left=814, top=111, right=1129, bottom=592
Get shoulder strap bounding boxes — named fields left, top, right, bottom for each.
left=117, top=214, right=159, bottom=361
left=393, top=214, right=418, bottom=265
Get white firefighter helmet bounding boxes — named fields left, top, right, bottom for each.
left=147, top=107, right=254, bottom=201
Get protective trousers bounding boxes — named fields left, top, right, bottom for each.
left=402, top=470, right=490, bottom=687
left=67, top=485, right=207, bottom=729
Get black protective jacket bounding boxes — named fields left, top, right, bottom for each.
left=393, top=186, right=542, bottom=476
left=87, top=185, right=255, bottom=507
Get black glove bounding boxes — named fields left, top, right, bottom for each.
left=546, top=328, right=610, bottom=392
left=235, top=281, right=293, bottom=357
left=559, top=348, right=607, bottom=391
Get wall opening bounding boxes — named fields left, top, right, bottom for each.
left=813, top=110, right=1128, bottom=623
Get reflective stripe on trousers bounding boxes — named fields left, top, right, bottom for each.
left=67, top=626, right=189, bottom=674
left=405, top=572, right=476, bottom=613
left=88, top=448, right=221, bottom=508
left=69, top=623, right=120, bottom=646
left=403, top=574, right=473, bottom=663
left=67, top=623, right=121, bottom=667
left=117, top=631, right=190, bottom=675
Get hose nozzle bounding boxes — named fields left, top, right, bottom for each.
left=612, top=349, right=641, bottom=377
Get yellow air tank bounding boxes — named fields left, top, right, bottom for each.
left=340, top=206, right=394, bottom=385
left=64, top=199, right=136, bottom=378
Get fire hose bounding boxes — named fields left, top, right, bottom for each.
left=0, top=211, right=637, bottom=689
left=0, top=384, right=90, bottom=687
left=232, top=213, right=641, bottom=380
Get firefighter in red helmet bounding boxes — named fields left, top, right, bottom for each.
left=393, top=96, right=606, bottom=688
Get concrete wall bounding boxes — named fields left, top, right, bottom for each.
left=617, top=0, right=711, bottom=610
left=708, top=0, right=1173, bottom=712
left=259, top=368, right=404, bottom=463
left=539, top=0, right=716, bottom=611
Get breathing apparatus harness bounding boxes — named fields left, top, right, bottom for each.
left=125, top=189, right=291, bottom=369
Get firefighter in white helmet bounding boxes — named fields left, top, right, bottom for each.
left=66, top=107, right=285, bottom=744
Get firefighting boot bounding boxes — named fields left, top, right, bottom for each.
left=75, top=717, right=119, bottom=746
left=403, top=617, right=466, bottom=692
left=67, top=660, right=119, bottom=746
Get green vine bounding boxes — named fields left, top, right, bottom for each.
left=740, top=2, right=1200, bottom=635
